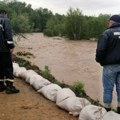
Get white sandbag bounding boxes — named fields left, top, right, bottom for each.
left=31, top=78, right=51, bottom=90
left=57, top=97, right=91, bottom=116
left=29, top=74, right=44, bottom=85
left=13, top=62, right=19, bottom=69
left=38, top=83, right=62, bottom=102
left=13, top=67, right=27, bottom=77
left=56, top=88, right=76, bottom=104
left=23, top=70, right=38, bottom=82
left=79, top=105, right=106, bottom=120
left=20, top=70, right=28, bottom=79
left=103, top=111, right=120, bottom=120
left=13, top=62, right=20, bottom=74
left=25, top=70, right=38, bottom=83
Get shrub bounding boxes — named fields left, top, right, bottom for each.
left=43, top=29, right=53, bottom=36
left=71, top=81, right=85, bottom=97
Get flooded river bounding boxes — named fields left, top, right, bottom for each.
left=14, top=33, right=117, bottom=105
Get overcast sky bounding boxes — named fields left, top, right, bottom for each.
left=18, top=0, right=120, bottom=16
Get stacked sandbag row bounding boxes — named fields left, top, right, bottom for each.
left=55, top=88, right=91, bottom=116
left=13, top=63, right=51, bottom=90
left=13, top=63, right=120, bottom=120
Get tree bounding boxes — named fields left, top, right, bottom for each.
left=30, top=8, right=53, bottom=32
left=11, top=13, right=33, bottom=33
left=0, top=0, right=110, bottom=40
left=43, top=14, right=66, bottom=36
left=65, top=8, right=83, bottom=40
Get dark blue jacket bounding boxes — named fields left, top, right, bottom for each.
left=0, top=14, right=15, bottom=52
left=96, top=23, right=120, bottom=66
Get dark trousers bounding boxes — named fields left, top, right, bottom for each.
left=0, top=52, right=14, bottom=80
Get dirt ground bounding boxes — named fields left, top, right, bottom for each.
left=0, top=78, right=78, bottom=120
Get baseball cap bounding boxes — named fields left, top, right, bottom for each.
left=109, top=15, right=120, bottom=23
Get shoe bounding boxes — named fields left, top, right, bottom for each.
left=6, top=86, right=20, bottom=94
left=117, top=107, right=120, bottom=114
left=105, top=107, right=111, bottom=112
left=0, top=85, right=6, bottom=92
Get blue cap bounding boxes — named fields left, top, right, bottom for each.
left=109, top=15, right=120, bottom=23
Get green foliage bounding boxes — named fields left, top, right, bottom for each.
left=71, top=81, right=85, bottom=97
left=11, top=13, right=33, bottom=33
left=44, top=7, right=110, bottom=40
left=80, top=14, right=109, bottom=39
left=41, top=66, right=50, bottom=78
left=0, top=0, right=34, bottom=34
left=13, top=56, right=31, bottom=67
left=0, top=1, right=8, bottom=10
left=16, top=51, right=33, bottom=56
left=65, top=8, right=83, bottom=40
left=43, top=14, right=66, bottom=36
left=30, top=8, right=53, bottom=32
left=40, top=66, right=58, bottom=83
left=0, top=0, right=110, bottom=39
left=43, top=29, right=54, bottom=36
left=13, top=54, right=40, bottom=72
left=16, top=51, right=35, bottom=59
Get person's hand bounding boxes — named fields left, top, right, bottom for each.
left=10, top=48, right=14, bottom=53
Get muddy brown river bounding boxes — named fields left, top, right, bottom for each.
left=14, top=33, right=117, bottom=106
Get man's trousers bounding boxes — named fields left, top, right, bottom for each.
left=0, top=52, right=14, bottom=83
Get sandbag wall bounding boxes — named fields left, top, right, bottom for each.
left=13, top=62, right=120, bottom=120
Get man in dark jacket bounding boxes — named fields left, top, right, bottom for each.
left=0, top=10, right=19, bottom=94
left=96, top=15, right=120, bottom=113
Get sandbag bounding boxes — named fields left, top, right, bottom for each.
left=31, top=77, right=51, bottom=90
left=57, top=96, right=91, bottom=116
left=13, top=62, right=19, bottom=69
left=19, top=70, right=28, bottom=79
left=13, top=62, right=20, bottom=74
left=21, top=70, right=38, bottom=82
left=56, top=88, right=76, bottom=104
left=13, top=67, right=27, bottom=77
left=29, top=74, right=44, bottom=85
left=103, top=111, right=120, bottom=120
left=38, top=83, right=62, bottom=102
left=79, top=105, right=106, bottom=120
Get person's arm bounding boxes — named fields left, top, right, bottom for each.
left=95, top=32, right=108, bottom=65
left=4, top=18, right=15, bottom=51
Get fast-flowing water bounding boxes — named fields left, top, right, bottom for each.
left=15, top=33, right=117, bottom=105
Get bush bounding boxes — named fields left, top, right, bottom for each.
left=43, top=29, right=53, bottom=36
left=71, top=81, right=85, bottom=97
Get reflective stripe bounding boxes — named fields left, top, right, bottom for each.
left=0, top=79, right=4, bottom=82
left=0, top=24, right=4, bottom=31
left=7, top=41, right=14, bottom=44
left=5, top=79, right=14, bottom=82
left=114, top=32, right=120, bottom=35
